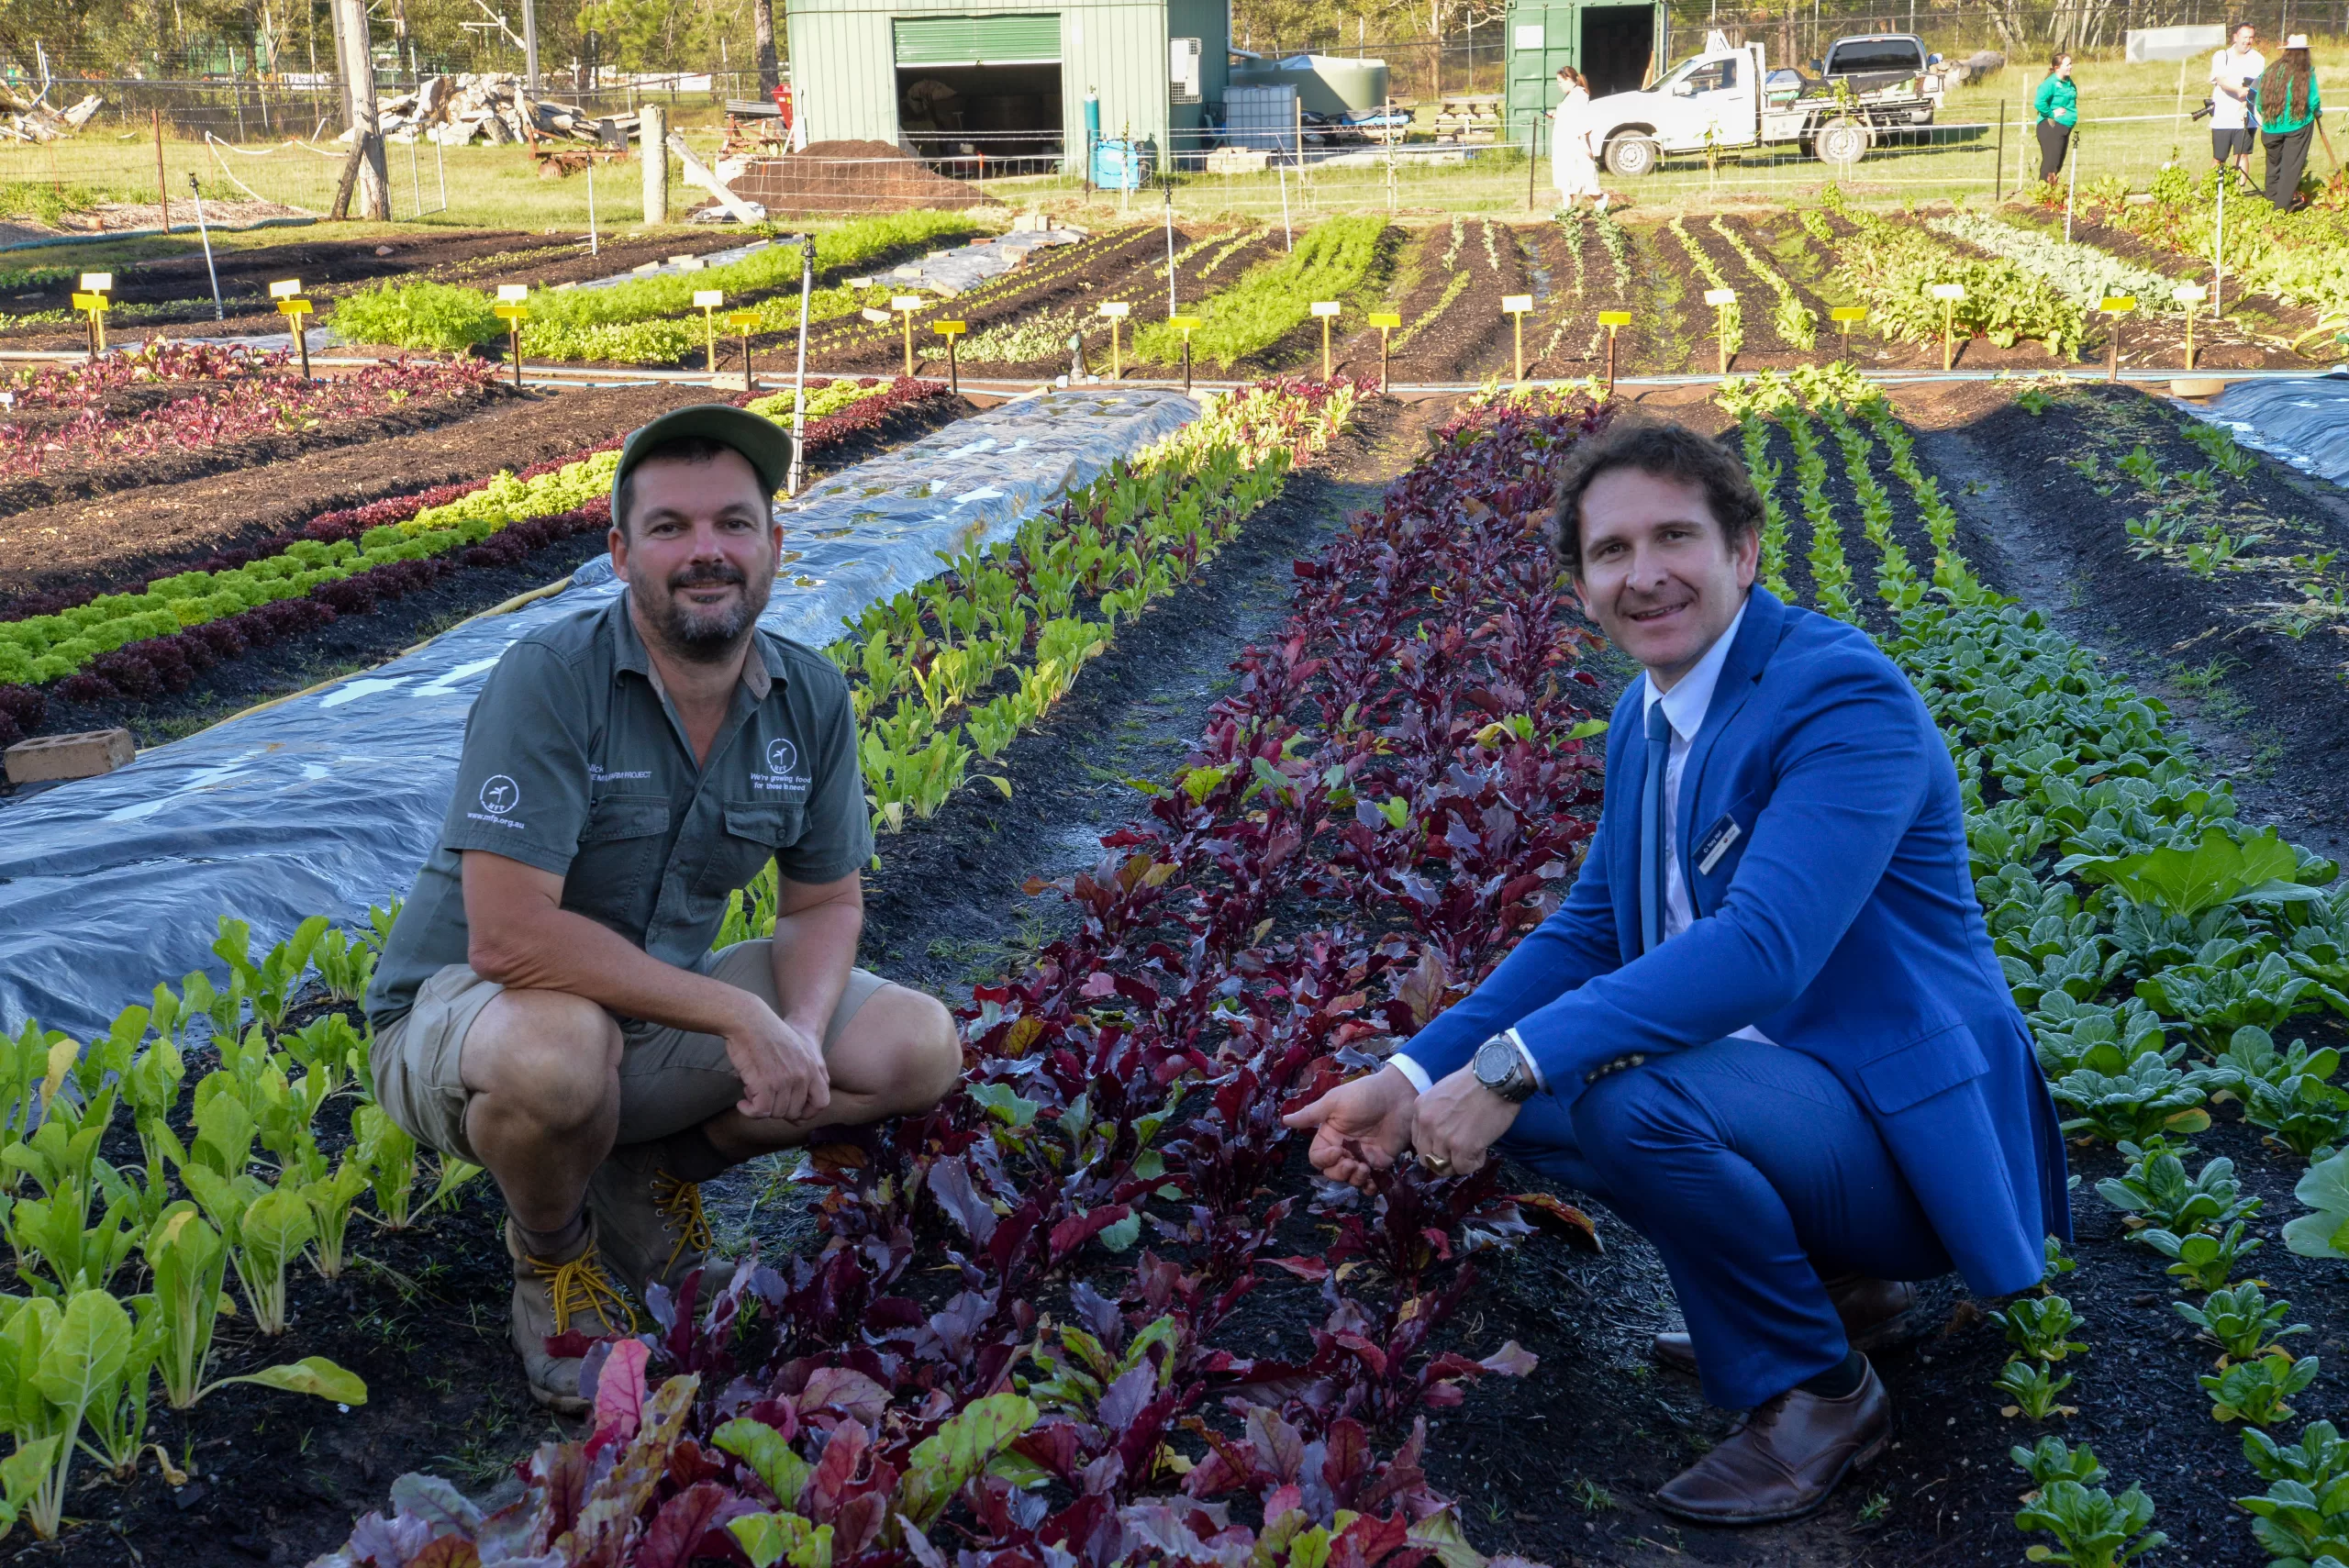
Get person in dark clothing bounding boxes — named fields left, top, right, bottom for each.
left=2034, top=53, right=2077, bottom=183
left=2257, top=36, right=2322, bottom=210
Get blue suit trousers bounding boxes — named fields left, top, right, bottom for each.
left=1498, top=1035, right=1954, bottom=1409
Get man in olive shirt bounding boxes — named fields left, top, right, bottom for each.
left=364, top=405, right=960, bottom=1414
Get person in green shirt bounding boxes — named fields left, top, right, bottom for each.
left=364, top=405, right=963, bottom=1415
left=2256, top=35, right=2323, bottom=210
left=2034, top=53, right=2078, bottom=185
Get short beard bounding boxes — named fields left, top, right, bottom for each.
left=651, top=562, right=770, bottom=663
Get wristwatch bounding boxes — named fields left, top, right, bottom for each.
left=1472, top=1032, right=1538, bottom=1103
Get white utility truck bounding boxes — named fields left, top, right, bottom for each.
left=1583, top=29, right=1946, bottom=176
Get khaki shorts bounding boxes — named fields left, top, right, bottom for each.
left=372, top=939, right=887, bottom=1165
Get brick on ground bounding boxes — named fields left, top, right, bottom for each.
left=4, top=728, right=135, bottom=784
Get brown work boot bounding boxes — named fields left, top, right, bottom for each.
left=1653, top=1358, right=1892, bottom=1524
left=584, top=1140, right=735, bottom=1310
left=1653, top=1276, right=1926, bottom=1374
left=507, top=1217, right=639, bottom=1414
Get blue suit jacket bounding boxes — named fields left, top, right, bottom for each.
left=1401, top=588, right=2071, bottom=1298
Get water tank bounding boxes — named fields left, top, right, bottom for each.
left=1228, top=53, right=1392, bottom=117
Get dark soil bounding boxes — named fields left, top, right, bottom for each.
left=1375, top=219, right=1529, bottom=384
left=0, top=382, right=721, bottom=607
left=1898, top=380, right=2349, bottom=847
left=816, top=223, right=1217, bottom=378
left=0, top=382, right=518, bottom=520
left=0, top=393, right=976, bottom=760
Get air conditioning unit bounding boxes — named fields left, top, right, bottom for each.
left=1171, top=37, right=1202, bottom=103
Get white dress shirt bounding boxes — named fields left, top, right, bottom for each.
left=1390, top=598, right=1765, bottom=1095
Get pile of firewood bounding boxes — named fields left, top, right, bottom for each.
left=364, top=72, right=633, bottom=147
left=0, top=88, right=103, bottom=142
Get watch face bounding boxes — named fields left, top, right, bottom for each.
left=1475, top=1038, right=1515, bottom=1085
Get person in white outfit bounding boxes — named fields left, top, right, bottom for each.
left=1551, top=65, right=1609, bottom=211
left=2210, top=20, right=2266, bottom=188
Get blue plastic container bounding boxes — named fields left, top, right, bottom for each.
left=1090, top=137, right=1154, bottom=190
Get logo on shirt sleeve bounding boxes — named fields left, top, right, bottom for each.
left=752, top=736, right=810, bottom=795
left=467, top=773, right=525, bottom=828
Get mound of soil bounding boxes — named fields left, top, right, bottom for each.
left=733, top=139, right=989, bottom=214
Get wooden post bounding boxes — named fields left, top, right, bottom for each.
left=641, top=102, right=669, bottom=225
left=893, top=295, right=922, bottom=378
left=1169, top=315, right=1200, bottom=395
left=1598, top=309, right=1631, bottom=395
left=729, top=310, right=759, bottom=392
left=933, top=320, right=965, bottom=395
left=1931, top=284, right=1965, bottom=371
left=1097, top=301, right=1130, bottom=380
left=495, top=285, right=529, bottom=388
left=2099, top=295, right=2134, bottom=384
left=152, top=108, right=171, bottom=233
left=1503, top=294, right=1533, bottom=384
left=272, top=279, right=311, bottom=378
left=2174, top=283, right=2205, bottom=371
left=1704, top=287, right=1735, bottom=375
left=1369, top=310, right=1399, bottom=392
left=335, top=0, right=389, bottom=219
left=1311, top=301, right=1340, bottom=381
left=1831, top=305, right=1867, bottom=361
left=696, top=289, right=723, bottom=373
left=1994, top=99, right=2004, bottom=201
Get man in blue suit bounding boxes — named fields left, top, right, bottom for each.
left=1286, top=422, right=2069, bottom=1524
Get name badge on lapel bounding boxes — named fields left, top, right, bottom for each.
left=1696, top=815, right=1743, bottom=876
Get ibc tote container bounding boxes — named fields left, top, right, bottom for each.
left=1223, top=83, right=1299, bottom=153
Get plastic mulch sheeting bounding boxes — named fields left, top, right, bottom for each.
left=0, top=388, right=1199, bottom=1038
left=2191, top=376, right=2349, bottom=485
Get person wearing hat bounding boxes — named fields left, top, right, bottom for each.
left=362, top=404, right=962, bottom=1413
left=2256, top=35, right=2323, bottom=210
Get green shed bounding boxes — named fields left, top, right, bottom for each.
left=1503, top=0, right=1667, bottom=146
left=785, top=0, right=1231, bottom=172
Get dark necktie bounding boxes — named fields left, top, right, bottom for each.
left=1641, top=698, right=1672, bottom=954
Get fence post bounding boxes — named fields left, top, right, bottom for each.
left=152, top=108, right=172, bottom=233
left=641, top=102, right=669, bottom=224
left=1994, top=99, right=2004, bottom=201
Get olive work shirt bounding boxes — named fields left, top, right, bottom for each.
left=363, top=591, right=873, bottom=1029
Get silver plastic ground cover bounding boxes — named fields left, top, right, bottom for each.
left=0, top=388, right=1198, bottom=1038
left=2188, top=375, right=2349, bottom=484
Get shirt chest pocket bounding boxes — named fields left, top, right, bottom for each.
left=694, top=800, right=807, bottom=896
left=566, top=795, right=672, bottom=926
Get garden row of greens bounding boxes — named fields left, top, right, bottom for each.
left=1809, top=190, right=2087, bottom=356
left=0, top=376, right=915, bottom=694
left=1724, top=364, right=2349, bottom=1566
left=818, top=378, right=1364, bottom=837
left=329, top=211, right=986, bottom=360
left=317, top=383, right=1619, bottom=1568
left=0, top=911, right=473, bottom=1540
left=2043, top=164, right=2349, bottom=351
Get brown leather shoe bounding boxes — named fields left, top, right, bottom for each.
left=1653, top=1358, right=1892, bottom=1524
left=1653, top=1276, right=1925, bottom=1374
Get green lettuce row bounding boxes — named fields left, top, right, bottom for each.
left=331, top=211, right=988, bottom=354
left=0, top=379, right=903, bottom=688
left=1130, top=217, right=1390, bottom=370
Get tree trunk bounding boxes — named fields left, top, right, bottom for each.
left=753, top=0, right=779, bottom=96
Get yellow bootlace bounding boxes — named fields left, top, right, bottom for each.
left=530, top=1240, right=640, bottom=1336
left=652, top=1172, right=716, bottom=1278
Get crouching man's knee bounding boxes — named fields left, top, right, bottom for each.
left=895, top=990, right=963, bottom=1111
left=463, top=989, right=624, bottom=1137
